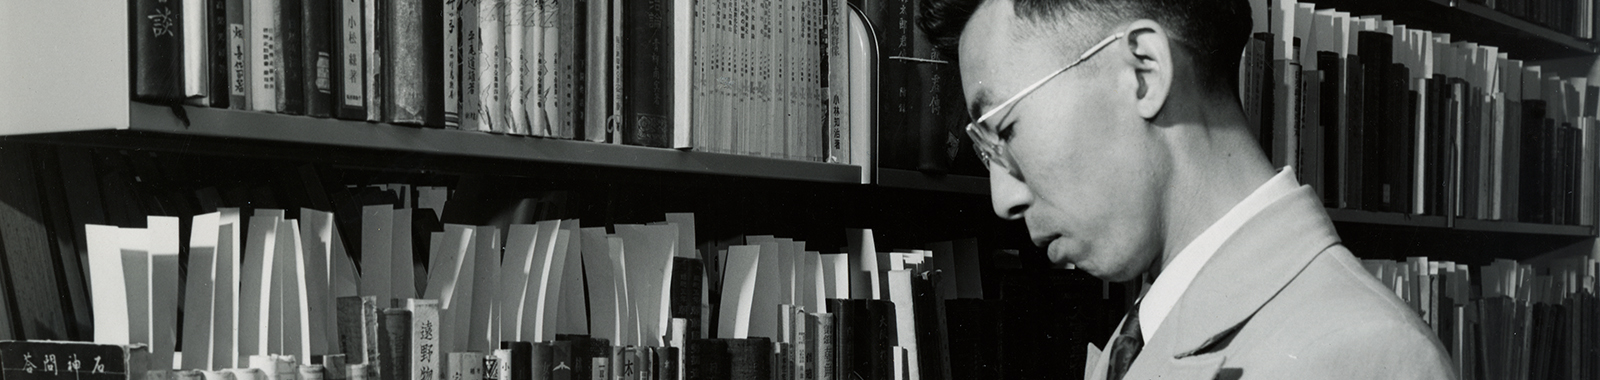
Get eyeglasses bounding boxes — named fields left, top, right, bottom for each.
left=966, top=32, right=1125, bottom=179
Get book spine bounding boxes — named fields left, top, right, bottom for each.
left=424, top=0, right=445, bottom=127
left=726, top=338, right=770, bottom=380
left=505, top=0, right=528, bottom=134
left=364, top=0, right=383, bottom=122
left=445, top=0, right=462, bottom=128
left=183, top=0, right=209, bottom=104
left=620, top=0, right=672, bottom=147
left=334, top=0, right=365, bottom=119
left=823, top=0, right=846, bottom=163
left=447, top=353, right=485, bottom=380
left=460, top=0, right=482, bottom=131
left=133, top=0, right=186, bottom=102
left=381, top=309, right=411, bottom=380
left=610, top=0, right=624, bottom=144
left=541, top=0, right=565, bottom=138
left=247, top=0, right=279, bottom=111
left=210, top=0, right=231, bottom=107
left=280, top=0, right=306, bottom=115
left=303, top=0, right=334, bottom=117
left=530, top=342, right=552, bottom=380
left=386, top=0, right=428, bottom=125
left=656, top=347, right=677, bottom=380
left=478, top=0, right=505, bottom=132
left=408, top=300, right=441, bottom=380
left=551, top=340, right=574, bottom=380
left=584, top=0, right=608, bottom=142
left=488, top=348, right=510, bottom=380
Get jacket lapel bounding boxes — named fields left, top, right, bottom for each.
left=1117, top=186, right=1340, bottom=379
left=1163, top=186, right=1341, bottom=357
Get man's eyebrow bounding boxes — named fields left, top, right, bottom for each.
left=967, top=88, right=994, bottom=122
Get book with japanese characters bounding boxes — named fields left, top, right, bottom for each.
left=249, top=0, right=279, bottom=112
left=407, top=299, right=441, bottom=380
left=333, top=0, right=366, bottom=119
left=133, top=0, right=186, bottom=103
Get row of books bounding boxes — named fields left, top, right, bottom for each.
left=128, top=0, right=866, bottom=166
left=1241, top=0, right=1597, bottom=226
left=1360, top=256, right=1600, bottom=380
left=73, top=189, right=1042, bottom=380
left=1469, top=0, right=1599, bottom=40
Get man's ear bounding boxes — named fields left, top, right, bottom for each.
left=1124, top=20, right=1171, bottom=120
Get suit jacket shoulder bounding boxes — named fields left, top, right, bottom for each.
left=1097, top=187, right=1457, bottom=380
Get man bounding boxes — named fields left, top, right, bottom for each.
left=919, top=0, right=1456, bottom=379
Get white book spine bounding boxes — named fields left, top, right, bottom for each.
left=478, top=0, right=506, bottom=132
left=185, top=0, right=210, bottom=102
left=251, top=0, right=281, bottom=112
left=364, top=0, right=382, bottom=121
left=340, top=0, right=364, bottom=109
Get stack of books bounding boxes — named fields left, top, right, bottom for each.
left=1239, top=0, right=1598, bottom=226
left=126, top=0, right=862, bottom=166
left=1360, top=256, right=1600, bottom=380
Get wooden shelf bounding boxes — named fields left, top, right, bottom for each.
left=18, top=102, right=865, bottom=185
left=876, top=168, right=989, bottom=194
left=1454, top=218, right=1596, bottom=236
left=1325, top=208, right=1451, bottom=228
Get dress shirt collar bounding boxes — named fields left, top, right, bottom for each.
left=1135, top=166, right=1301, bottom=343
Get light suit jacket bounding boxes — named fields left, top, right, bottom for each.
left=1083, top=186, right=1457, bottom=380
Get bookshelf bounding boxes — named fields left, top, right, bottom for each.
left=875, top=169, right=988, bottom=194
left=17, top=102, right=865, bottom=185
left=1319, top=0, right=1598, bottom=59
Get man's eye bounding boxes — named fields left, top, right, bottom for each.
left=996, top=121, right=1016, bottom=141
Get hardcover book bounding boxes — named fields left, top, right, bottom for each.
left=334, top=0, right=365, bottom=119
left=133, top=0, right=186, bottom=102
left=620, top=0, right=673, bottom=147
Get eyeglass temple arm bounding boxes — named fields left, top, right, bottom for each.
left=970, top=32, right=1126, bottom=125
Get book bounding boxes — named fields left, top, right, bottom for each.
left=133, top=0, right=186, bottom=102
left=445, top=353, right=484, bottom=380
left=725, top=338, right=771, bottom=380
left=280, top=0, right=306, bottom=115
left=250, top=0, right=279, bottom=112
left=0, top=341, right=141, bottom=380
left=682, top=339, right=726, bottom=380
left=407, top=299, right=441, bottom=380
left=303, top=0, right=334, bottom=117
left=620, top=0, right=673, bottom=147
left=477, top=0, right=507, bottom=133
left=334, top=0, right=365, bottom=119
left=384, top=0, right=439, bottom=126
left=445, top=0, right=463, bottom=128
left=336, top=296, right=380, bottom=372
left=364, top=0, right=384, bottom=122
left=380, top=308, right=412, bottom=380
left=584, top=0, right=609, bottom=142
left=207, top=0, right=231, bottom=108
left=183, top=0, right=209, bottom=104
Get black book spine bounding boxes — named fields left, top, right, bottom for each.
left=1388, top=64, right=1415, bottom=214
left=133, top=0, right=186, bottom=102
left=726, top=338, right=771, bottom=380
left=509, top=342, right=534, bottom=380
left=657, top=347, right=678, bottom=380
left=911, top=274, right=949, bottom=380
left=866, top=0, right=910, bottom=168
left=1345, top=51, right=1364, bottom=211
left=380, top=309, right=411, bottom=380
left=303, top=0, right=333, bottom=117
left=1426, top=75, right=1447, bottom=216
left=1317, top=52, right=1342, bottom=207
left=1518, top=100, right=1547, bottom=223
left=208, top=0, right=231, bottom=107
left=866, top=300, right=896, bottom=380
left=1256, top=33, right=1275, bottom=161
left=683, top=339, right=724, bottom=380
left=280, top=0, right=306, bottom=114
left=569, top=0, right=589, bottom=139
left=333, top=0, right=366, bottom=119
left=910, top=0, right=944, bottom=173
left=1463, top=87, right=1483, bottom=220
left=551, top=340, right=574, bottom=380
left=826, top=299, right=858, bottom=380
left=670, top=257, right=704, bottom=340
left=621, top=0, right=672, bottom=147
left=1357, top=31, right=1390, bottom=212
left=423, top=0, right=444, bottom=127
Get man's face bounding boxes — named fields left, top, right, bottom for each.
left=958, top=1, right=1170, bottom=282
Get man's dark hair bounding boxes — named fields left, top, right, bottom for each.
left=920, top=0, right=1252, bottom=92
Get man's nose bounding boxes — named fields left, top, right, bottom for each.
left=990, top=167, right=1032, bottom=220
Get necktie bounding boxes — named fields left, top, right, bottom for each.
left=1107, top=302, right=1144, bottom=380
